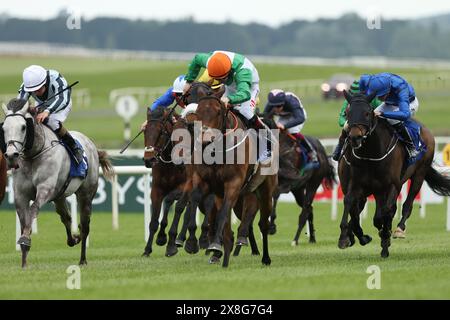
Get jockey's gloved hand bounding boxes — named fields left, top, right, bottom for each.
left=221, top=96, right=230, bottom=108
left=183, top=82, right=192, bottom=95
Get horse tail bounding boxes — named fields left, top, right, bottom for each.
left=424, top=164, right=450, bottom=197
left=323, top=157, right=337, bottom=190
left=98, top=150, right=115, bottom=182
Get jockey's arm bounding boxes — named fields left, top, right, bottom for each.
left=380, top=86, right=411, bottom=121
left=338, top=100, right=349, bottom=127
left=185, top=53, right=210, bottom=82
left=46, top=76, right=71, bottom=114
left=227, top=69, right=252, bottom=105
left=283, top=106, right=305, bottom=129
left=150, top=87, right=175, bottom=111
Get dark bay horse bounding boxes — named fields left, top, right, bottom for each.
left=262, top=116, right=336, bottom=245
left=142, top=107, right=213, bottom=257
left=0, top=152, right=6, bottom=204
left=184, top=87, right=278, bottom=267
left=338, top=91, right=450, bottom=258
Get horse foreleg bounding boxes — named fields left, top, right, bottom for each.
left=338, top=191, right=357, bottom=249
left=143, top=189, right=163, bottom=257
left=166, top=194, right=189, bottom=257
left=349, top=197, right=372, bottom=246
left=268, top=190, right=280, bottom=235
left=54, top=198, right=80, bottom=247
left=76, top=192, right=93, bottom=265
left=376, top=186, right=398, bottom=258
left=185, top=187, right=202, bottom=255
left=156, top=195, right=175, bottom=246
left=256, top=177, right=275, bottom=266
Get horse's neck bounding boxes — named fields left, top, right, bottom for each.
left=357, top=121, right=394, bottom=158
left=24, top=123, right=59, bottom=157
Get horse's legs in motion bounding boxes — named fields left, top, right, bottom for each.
left=176, top=205, right=189, bottom=247
left=307, top=209, right=316, bottom=244
left=256, top=178, right=274, bottom=266
left=374, top=186, right=398, bottom=258
left=166, top=194, right=189, bottom=257
left=208, top=198, right=222, bottom=264
left=395, top=171, right=427, bottom=238
left=143, top=189, right=163, bottom=257
left=338, top=189, right=360, bottom=249
left=156, top=195, right=175, bottom=246
left=222, top=215, right=234, bottom=268
left=268, top=190, right=280, bottom=235
left=76, top=190, right=94, bottom=265
left=348, top=197, right=372, bottom=246
left=54, top=198, right=80, bottom=247
left=291, top=187, right=305, bottom=246
left=234, top=193, right=260, bottom=257
left=185, top=187, right=202, bottom=254
left=199, top=194, right=214, bottom=249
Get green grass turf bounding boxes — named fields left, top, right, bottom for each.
left=1, top=56, right=449, bottom=149
left=1, top=202, right=449, bottom=299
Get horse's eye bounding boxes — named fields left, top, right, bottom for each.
left=21, top=125, right=26, bottom=131
left=365, top=112, right=370, bottom=118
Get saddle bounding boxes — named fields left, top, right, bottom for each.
left=61, top=139, right=88, bottom=179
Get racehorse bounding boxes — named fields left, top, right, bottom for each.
left=338, top=91, right=450, bottom=258
left=1, top=99, right=114, bottom=267
left=183, top=84, right=278, bottom=267
left=142, top=106, right=213, bottom=257
left=262, top=115, right=336, bottom=245
left=0, top=151, right=6, bottom=204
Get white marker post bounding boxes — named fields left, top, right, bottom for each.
left=111, top=174, right=119, bottom=230
left=115, top=95, right=139, bottom=144
left=144, top=173, right=151, bottom=242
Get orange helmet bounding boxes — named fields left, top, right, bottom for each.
left=207, top=52, right=232, bottom=78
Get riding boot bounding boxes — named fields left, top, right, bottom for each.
left=56, top=126, right=84, bottom=165
left=248, top=115, right=271, bottom=163
left=332, top=129, right=348, bottom=161
left=393, top=122, right=420, bottom=159
left=293, top=132, right=320, bottom=171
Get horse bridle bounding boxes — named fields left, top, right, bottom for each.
left=348, top=99, right=378, bottom=142
left=146, top=115, right=174, bottom=163
left=3, top=113, right=33, bottom=154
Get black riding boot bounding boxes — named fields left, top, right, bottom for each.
left=332, top=129, right=348, bottom=161
left=295, top=133, right=319, bottom=171
left=248, top=115, right=271, bottom=162
left=56, top=126, right=84, bottom=165
left=393, top=122, right=419, bottom=159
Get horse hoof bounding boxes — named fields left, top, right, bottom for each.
left=359, top=235, right=372, bottom=246
left=268, top=225, right=277, bottom=235
left=381, top=248, right=390, bottom=258
left=175, top=239, right=184, bottom=248
left=156, top=234, right=168, bottom=246
left=252, top=251, right=261, bottom=256
left=309, top=238, right=317, bottom=244
left=17, top=236, right=31, bottom=248
left=262, top=256, right=272, bottom=266
left=236, top=237, right=248, bottom=246
left=184, top=239, right=199, bottom=255
left=233, top=247, right=241, bottom=257
left=338, top=238, right=351, bottom=249
left=209, top=256, right=221, bottom=264
left=165, top=245, right=178, bottom=257
left=393, top=227, right=406, bottom=239
left=291, top=240, right=298, bottom=247
left=79, top=259, right=87, bottom=266
left=206, top=242, right=223, bottom=255
left=199, top=237, right=209, bottom=250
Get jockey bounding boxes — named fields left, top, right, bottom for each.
left=264, top=89, right=319, bottom=171
left=183, top=50, right=270, bottom=161
left=360, top=73, right=420, bottom=159
left=332, top=80, right=382, bottom=161
left=140, top=75, right=186, bottom=130
left=17, top=65, right=84, bottom=164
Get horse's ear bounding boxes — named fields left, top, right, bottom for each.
left=24, top=118, right=34, bottom=150
left=366, top=92, right=377, bottom=104
left=343, top=90, right=353, bottom=103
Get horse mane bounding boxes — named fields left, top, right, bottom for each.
left=149, top=106, right=166, bottom=120
left=7, top=98, right=28, bottom=113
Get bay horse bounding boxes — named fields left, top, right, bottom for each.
left=142, top=106, right=213, bottom=257
left=0, top=151, right=6, bottom=204
left=1, top=99, right=114, bottom=267
left=262, top=115, right=336, bottom=245
left=338, top=91, right=450, bottom=258
left=183, top=85, right=278, bottom=267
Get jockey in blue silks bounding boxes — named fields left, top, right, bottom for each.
left=141, top=75, right=187, bottom=130
left=359, top=73, right=420, bottom=159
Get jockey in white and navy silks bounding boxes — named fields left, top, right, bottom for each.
left=359, top=73, right=420, bottom=159
left=264, top=89, right=319, bottom=171
left=17, top=65, right=84, bottom=164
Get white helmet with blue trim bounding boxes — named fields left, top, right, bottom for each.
left=172, top=75, right=187, bottom=93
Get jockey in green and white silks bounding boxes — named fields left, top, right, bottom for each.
left=17, top=65, right=84, bottom=164
left=183, top=50, right=271, bottom=162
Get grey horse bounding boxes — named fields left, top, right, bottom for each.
left=1, top=99, right=114, bottom=268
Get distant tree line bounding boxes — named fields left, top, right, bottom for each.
left=1, top=12, right=450, bottom=59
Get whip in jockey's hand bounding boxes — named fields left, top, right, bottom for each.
left=374, top=110, right=382, bottom=117
left=276, top=123, right=285, bottom=130
left=140, top=120, right=148, bottom=131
